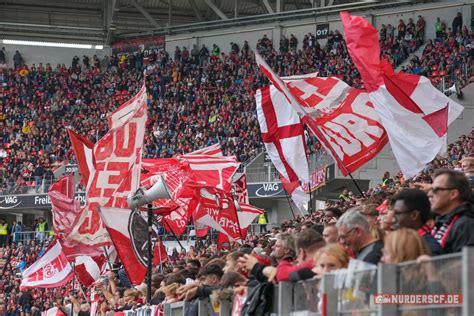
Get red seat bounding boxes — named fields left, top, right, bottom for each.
left=432, top=70, right=439, bottom=76
left=439, top=70, right=447, bottom=76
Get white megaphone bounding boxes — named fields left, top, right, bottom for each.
left=127, top=175, right=172, bottom=209
left=444, top=83, right=463, bottom=99
left=444, top=84, right=457, bottom=95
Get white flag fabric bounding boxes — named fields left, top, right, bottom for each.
left=340, top=12, right=463, bottom=178
left=21, top=240, right=73, bottom=290
left=256, top=85, right=310, bottom=183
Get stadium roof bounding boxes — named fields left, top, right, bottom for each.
left=1, top=0, right=386, bottom=45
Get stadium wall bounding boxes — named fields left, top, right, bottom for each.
left=2, top=44, right=111, bottom=69
left=165, top=1, right=471, bottom=56
left=1, top=2, right=469, bottom=67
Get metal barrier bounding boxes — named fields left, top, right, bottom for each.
left=164, top=248, right=474, bottom=316
left=10, top=230, right=54, bottom=244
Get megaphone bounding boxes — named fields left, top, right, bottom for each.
left=127, top=175, right=172, bottom=209
left=444, top=83, right=463, bottom=99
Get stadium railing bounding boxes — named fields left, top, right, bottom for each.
left=8, top=231, right=54, bottom=244
left=164, top=247, right=473, bottom=316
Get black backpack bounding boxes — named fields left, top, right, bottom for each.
left=240, top=282, right=274, bottom=316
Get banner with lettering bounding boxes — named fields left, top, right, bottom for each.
left=302, top=167, right=327, bottom=193
left=20, top=240, right=73, bottom=290
left=255, top=53, right=388, bottom=176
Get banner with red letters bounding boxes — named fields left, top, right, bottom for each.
left=302, top=167, right=327, bottom=193
left=20, top=240, right=74, bottom=290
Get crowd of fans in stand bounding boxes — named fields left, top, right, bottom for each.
left=1, top=13, right=472, bottom=195
left=0, top=12, right=473, bottom=315
left=0, top=131, right=472, bottom=315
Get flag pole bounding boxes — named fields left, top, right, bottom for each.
left=284, top=191, right=297, bottom=219
left=147, top=203, right=153, bottom=305
left=233, top=199, right=244, bottom=241
left=162, top=218, right=185, bottom=251
left=102, top=246, right=114, bottom=272
left=157, top=238, right=164, bottom=274
left=71, top=262, right=76, bottom=296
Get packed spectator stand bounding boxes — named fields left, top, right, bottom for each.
left=0, top=12, right=473, bottom=316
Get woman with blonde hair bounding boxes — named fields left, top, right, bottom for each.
left=382, top=228, right=430, bottom=264
left=313, top=244, right=350, bottom=277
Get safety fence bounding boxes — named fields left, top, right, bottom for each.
left=164, top=247, right=474, bottom=316
left=7, top=230, right=54, bottom=244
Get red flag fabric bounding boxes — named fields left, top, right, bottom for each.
left=340, top=11, right=463, bottom=177
left=256, top=85, right=309, bottom=184
left=183, top=154, right=240, bottom=193
left=187, top=143, right=223, bottom=156
left=307, top=88, right=388, bottom=175
left=217, top=232, right=231, bottom=250
left=20, top=240, right=74, bottom=290
left=193, top=187, right=241, bottom=241
left=91, top=84, right=149, bottom=284
left=194, top=221, right=210, bottom=238
left=48, top=175, right=108, bottom=258
left=152, top=241, right=168, bottom=266
left=233, top=174, right=249, bottom=204
left=98, top=207, right=147, bottom=285
left=67, top=129, right=94, bottom=183
left=74, top=256, right=101, bottom=287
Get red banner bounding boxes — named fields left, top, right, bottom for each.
left=112, top=35, right=165, bottom=54
left=302, top=167, right=326, bottom=193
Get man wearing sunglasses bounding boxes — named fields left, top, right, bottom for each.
left=429, top=169, right=474, bottom=254
left=392, top=189, right=442, bottom=255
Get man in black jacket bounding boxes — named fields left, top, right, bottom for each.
left=392, top=189, right=442, bottom=255
left=336, top=210, right=383, bottom=265
left=430, top=169, right=474, bottom=253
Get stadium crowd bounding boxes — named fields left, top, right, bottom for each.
left=0, top=12, right=473, bottom=316
left=0, top=130, right=472, bottom=315
left=1, top=13, right=472, bottom=194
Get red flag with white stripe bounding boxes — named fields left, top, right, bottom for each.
left=67, top=129, right=94, bottom=183
left=340, top=11, right=463, bottom=178
left=98, top=207, right=147, bottom=285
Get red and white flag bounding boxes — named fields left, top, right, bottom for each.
left=67, top=129, right=94, bottom=183
left=182, top=154, right=240, bottom=193
left=187, top=143, right=223, bottom=157
left=193, top=187, right=241, bottom=241
left=233, top=174, right=249, bottom=204
left=91, top=84, right=148, bottom=284
left=87, top=83, right=147, bottom=209
left=98, top=207, right=147, bottom=285
left=255, top=54, right=388, bottom=176
left=340, top=12, right=464, bottom=178
left=256, top=84, right=310, bottom=211
left=49, top=175, right=108, bottom=258
left=256, top=85, right=309, bottom=184
left=74, top=256, right=102, bottom=287
left=21, top=240, right=73, bottom=290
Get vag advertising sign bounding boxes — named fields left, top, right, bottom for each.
left=248, top=182, right=285, bottom=198
left=0, top=193, right=86, bottom=210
